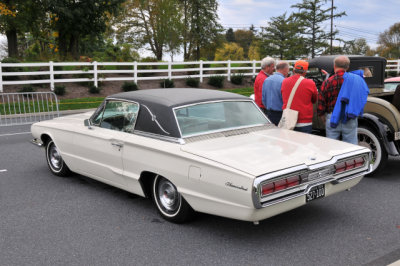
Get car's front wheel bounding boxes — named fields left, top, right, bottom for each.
left=45, top=139, right=71, bottom=177
left=152, top=175, right=194, bottom=223
left=357, top=126, right=388, bottom=176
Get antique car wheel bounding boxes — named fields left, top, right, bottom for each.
left=152, top=175, right=194, bottom=223
left=45, top=139, right=71, bottom=177
left=357, top=126, right=388, bottom=176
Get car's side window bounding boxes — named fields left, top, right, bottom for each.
left=96, top=100, right=139, bottom=133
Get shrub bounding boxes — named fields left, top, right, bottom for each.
left=160, top=79, right=174, bottom=88
left=88, top=85, right=101, bottom=94
left=54, top=85, right=66, bottom=96
left=122, top=81, right=138, bottom=92
left=208, top=75, right=225, bottom=88
left=18, top=85, right=36, bottom=93
left=185, top=77, right=199, bottom=87
left=1, top=57, right=23, bottom=81
left=230, top=73, right=244, bottom=85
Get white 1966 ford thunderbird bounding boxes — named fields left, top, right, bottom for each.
left=31, top=88, right=371, bottom=224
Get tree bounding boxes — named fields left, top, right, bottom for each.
left=376, top=22, right=400, bottom=59
left=342, top=38, right=370, bottom=55
left=291, top=0, right=345, bottom=58
left=0, top=0, right=46, bottom=58
left=248, top=41, right=261, bottom=60
left=48, top=0, right=123, bottom=59
left=113, top=0, right=182, bottom=61
left=225, top=28, right=235, bottom=42
left=214, top=42, right=244, bottom=61
left=259, top=12, right=306, bottom=59
left=234, top=29, right=254, bottom=57
left=181, top=0, right=222, bottom=60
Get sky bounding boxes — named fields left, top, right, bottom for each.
left=218, top=0, right=400, bottom=49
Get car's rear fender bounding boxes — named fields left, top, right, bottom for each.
left=359, top=113, right=399, bottom=156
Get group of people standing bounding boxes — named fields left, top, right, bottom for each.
left=254, top=55, right=369, bottom=145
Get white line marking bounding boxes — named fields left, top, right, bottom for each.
left=0, top=169, right=7, bottom=173
left=0, top=132, right=31, bottom=137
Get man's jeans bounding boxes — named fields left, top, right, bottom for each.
left=325, top=113, right=358, bottom=144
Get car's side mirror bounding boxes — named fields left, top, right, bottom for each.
left=84, top=119, right=92, bottom=129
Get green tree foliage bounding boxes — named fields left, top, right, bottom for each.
left=376, top=22, right=400, bottom=59
left=214, top=43, right=244, bottom=61
left=48, top=0, right=123, bottom=59
left=259, top=12, right=306, bottom=59
left=0, top=0, right=47, bottom=58
left=234, top=29, right=254, bottom=57
left=342, top=38, right=371, bottom=55
left=225, top=28, right=235, bottom=42
left=291, top=0, right=345, bottom=58
left=181, top=0, right=223, bottom=60
left=113, top=0, right=182, bottom=61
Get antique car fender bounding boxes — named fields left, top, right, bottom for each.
left=359, top=113, right=399, bottom=156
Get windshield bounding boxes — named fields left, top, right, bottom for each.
left=174, top=101, right=269, bottom=137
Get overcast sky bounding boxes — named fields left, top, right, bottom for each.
left=218, top=0, right=400, bottom=49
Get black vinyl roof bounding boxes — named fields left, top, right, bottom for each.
left=106, top=88, right=250, bottom=138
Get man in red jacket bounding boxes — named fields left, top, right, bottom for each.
left=281, top=60, right=317, bottom=133
left=254, top=57, right=275, bottom=113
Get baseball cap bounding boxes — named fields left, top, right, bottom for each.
left=294, top=60, right=309, bottom=71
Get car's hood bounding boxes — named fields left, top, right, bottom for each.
left=181, top=128, right=366, bottom=176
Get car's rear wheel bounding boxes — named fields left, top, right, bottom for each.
left=45, top=139, right=71, bottom=177
left=357, top=126, right=387, bottom=176
left=152, top=175, right=194, bottom=223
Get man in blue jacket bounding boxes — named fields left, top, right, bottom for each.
left=317, top=56, right=369, bottom=144
left=261, top=61, right=289, bottom=125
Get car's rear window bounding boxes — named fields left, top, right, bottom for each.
left=174, top=101, right=269, bottom=137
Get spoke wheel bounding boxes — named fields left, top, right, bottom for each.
left=152, top=175, right=194, bottom=223
left=357, top=126, right=387, bottom=176
left=45, top=139, right=71, bottom=177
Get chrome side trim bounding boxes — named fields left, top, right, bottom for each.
left=134, top=130, right=184, bottom=144
left=141, top=104, right=170, bottom=135
left=31, top=138, right=43, bottom=147
left=252, top=148, right=371, bottom=209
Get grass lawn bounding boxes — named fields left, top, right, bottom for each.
left=0, top=88, right=253, bottom=115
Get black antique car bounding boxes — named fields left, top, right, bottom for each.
left=309, top=55, right=400, bottom=175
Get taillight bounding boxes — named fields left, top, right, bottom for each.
left=334, top=157, right=365, bottom=174
left=261, top=175, right=301, bottom=197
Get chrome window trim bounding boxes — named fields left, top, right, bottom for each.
left=141, top=104, right=170, bottom=135
left=134, top=130, right=185, bottom=144
left=89, top=98, right=140, bottom=133
left=172, top=99, right=271, bottom=138
left=252, top=148, right=371, bottom=209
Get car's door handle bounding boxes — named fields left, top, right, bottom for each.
left=111, top=142, right=123, bottom=148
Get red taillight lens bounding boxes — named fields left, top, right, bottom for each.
left=334, top=162, right=346, bottom=173
left=287, top=176, right=300, bottom=187
left=334, top=157, right=365, bottom=174
left=261, top=175, right=300, bottom=197
left=354, top=157, right=365, bottom=167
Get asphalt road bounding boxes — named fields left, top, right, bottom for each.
left=0, top=125, right=399, bottom=266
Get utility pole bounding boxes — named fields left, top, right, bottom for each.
left=330, top=0, right=333, bottom=54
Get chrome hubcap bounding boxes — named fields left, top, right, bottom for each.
left=157, top=178, right=180, bottom=212
left=358, top=134, right=377, bottom=163
left=49, top=144, right=62, bottom=169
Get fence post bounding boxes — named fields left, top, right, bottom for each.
left=0, top=62, right=3, bottom=93
left=49, top=61, right=54, bottom=91
left=167, top=61, right=171, bottom=80
left=200, top=60, right=203, bottom=83
left=93, top=61, right=98, bottom=87
left=227, top=60, right=231, bottom=81
left=134, top=61, right=138, bottom=83
left=397, top=59, right=400, bottom=75
left=252, top=60, right=256, bottom=78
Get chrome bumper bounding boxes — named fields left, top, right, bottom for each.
left=31, top=138, right=44, bottom=147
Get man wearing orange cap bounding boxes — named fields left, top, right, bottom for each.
left=281, top=60, right=318, bottom=133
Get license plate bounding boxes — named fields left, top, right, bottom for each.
left=306, top=184, right=325, bottom=202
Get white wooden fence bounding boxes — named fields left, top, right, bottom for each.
left=0, top=59, right=399, bottom=93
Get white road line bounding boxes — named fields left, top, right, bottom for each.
left=0, top=169, right=7, bottom=173
left=0, top=132, right=31, bottom=137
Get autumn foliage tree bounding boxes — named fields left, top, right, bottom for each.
left=376, top=22, right=400, bottom=59
left=214, top=43, right=244, bottom=61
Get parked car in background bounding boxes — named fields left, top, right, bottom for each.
left=31, top=89, right=371, bottom=224
left=309, top=55, right=400, bottom=175
left=384, top=76, right=400, bottom=92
